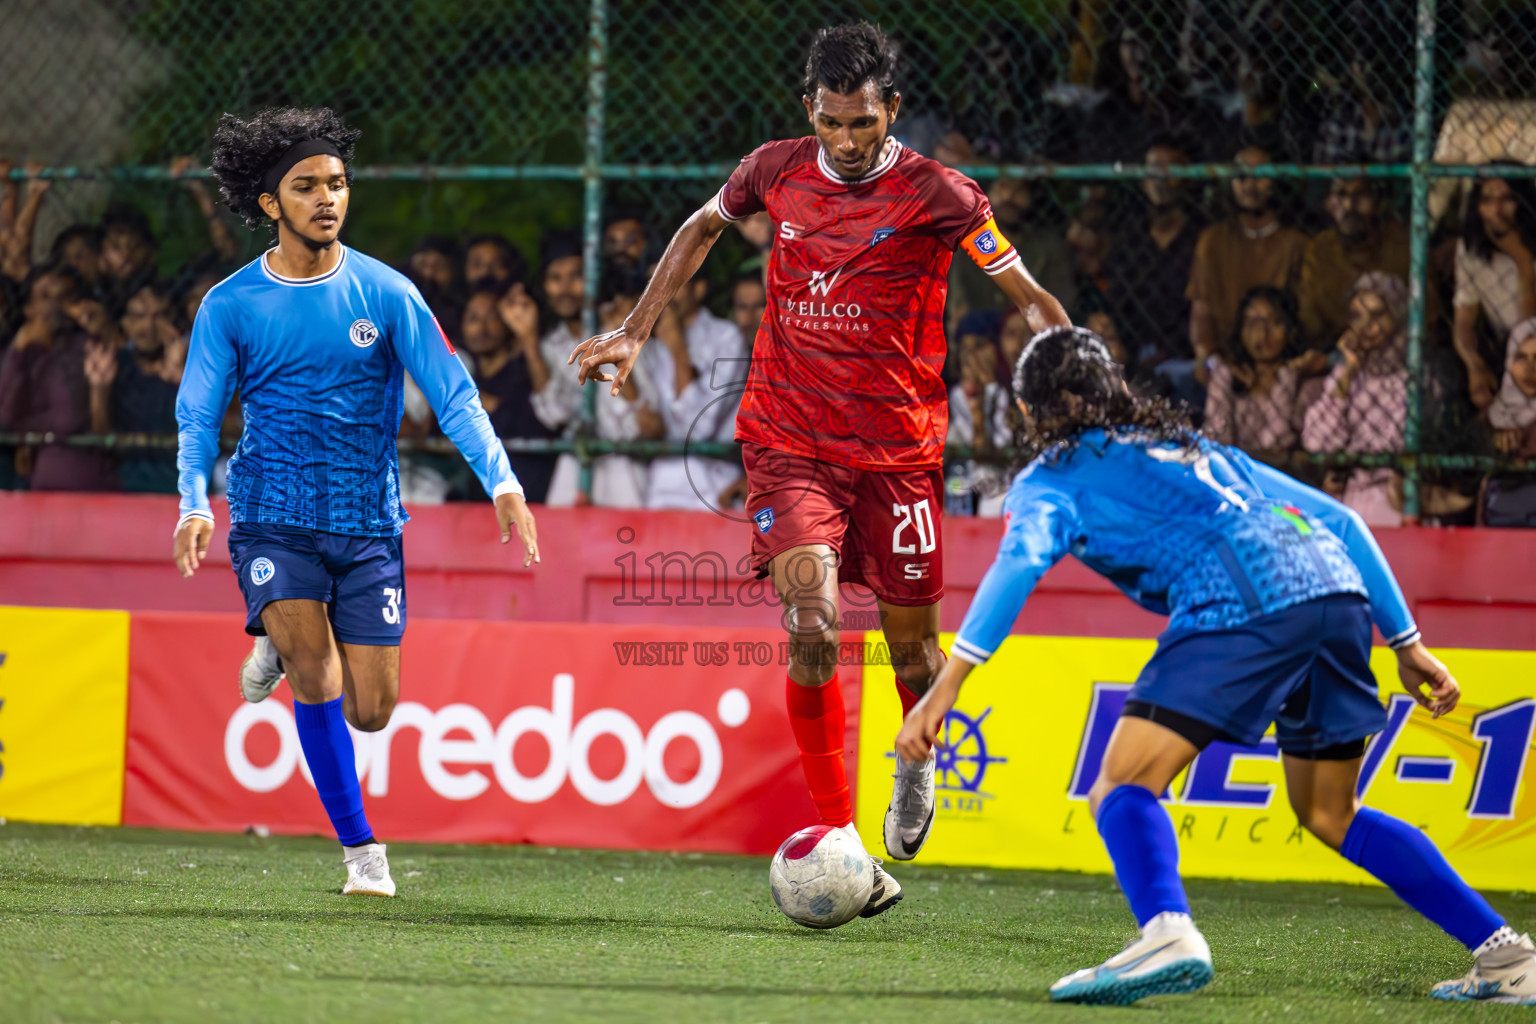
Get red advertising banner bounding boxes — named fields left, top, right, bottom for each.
left=124, top=612, right=862, bottom=855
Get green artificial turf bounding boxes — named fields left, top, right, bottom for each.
left=0, top=822, right=1528, bottom=1023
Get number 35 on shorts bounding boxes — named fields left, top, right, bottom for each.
left=381, top=587, right=402, bottom=624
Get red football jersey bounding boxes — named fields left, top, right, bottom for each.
left=718, top=136, right=1019, bottom=471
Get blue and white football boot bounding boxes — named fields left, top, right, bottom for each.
left=1051, top=911, right=1214, bottom=1005
left=1432, top=934, right=1536, bottom=1004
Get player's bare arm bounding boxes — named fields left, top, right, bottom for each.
left=991, top=260, right=1072, bottom=335
left=569, top=199, right=730, bottom=394
left=896, top=654, right=973, bottom=762
left=495, top=490, right=541, bottom=567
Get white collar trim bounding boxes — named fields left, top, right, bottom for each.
left=816, top=138, right=903, bottom=186
left=261, top=245, right=349, bottom=286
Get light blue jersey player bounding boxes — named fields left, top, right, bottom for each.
left=174, top=108, right=540, bottom=898
left=897, top=327, right=1534, bottom=1006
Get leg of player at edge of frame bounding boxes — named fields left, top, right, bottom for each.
left=771, top=543, right=903, bottom=919
left=880, top=600, right=942, bottom=863
left=1056, top=714, right=1535, bottom=1006
left=260, top=598, right=399, bottom=898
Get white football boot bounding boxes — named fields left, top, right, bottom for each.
left=342, top=842, right=395, bottom=897
left=1051, top=911, right=1214, bottom=1005
left=1432, top=933, right=1536, bottom=1004
left=883, top=752, right=935, bottom=862
left=239, top=636, right=285, bottom=703
left=835, top=824, right=903, bottom=918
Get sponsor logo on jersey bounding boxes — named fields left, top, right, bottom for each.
left=807, top=268, right=842, bottom=296
left=779, top=266, right=868, bottom=329
left=1273, top=504, right=1314, bottom=535
left=871, top=227, right=896, bottom=246
left=249, top=557, right=275, bottom=586
left=754, top=507, right=775, bottom=533
left=349, top=318, right=379, bottom=348
left=974, top=229, right=998, bottom=255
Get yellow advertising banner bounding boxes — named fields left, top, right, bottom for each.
left=856, top=635, right=1536, bottom=891
left=0, top=606, right=129, bottom=825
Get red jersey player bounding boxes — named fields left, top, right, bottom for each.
left=571, top=22, right=1070, bottom=917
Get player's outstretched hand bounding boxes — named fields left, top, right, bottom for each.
left=1395, top=641, right=1460, bottom=719
left=569, top=324, right=644, bottom=395
left=174, top=516, right=214, bottom=578
left=495, top=491, right=540, bottom=567
left=897, top=684, right=957, bottom=762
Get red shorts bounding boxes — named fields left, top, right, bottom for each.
left=742, top=442, right=944, bottom=606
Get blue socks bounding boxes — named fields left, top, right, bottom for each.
left=1341, top=805, right=1504, bottom=951
left=1093, top=786, right=1505, bottom=948
left=293, top=697, right=374, bottom=847
left=1097, top=784, right=1191, bottom=927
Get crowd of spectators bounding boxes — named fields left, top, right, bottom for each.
left=941, top=144, right=1536, bottom=527
left=3, top=4, right=1535, bottom=527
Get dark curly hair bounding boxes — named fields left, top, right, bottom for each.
left=804, top=22, right=897, bottom=102
left=1011, top=325, right=1195, bottom=465
left=1226, top=285, right=1305, bottom=395
left=210, top=107, right=361, bottom=232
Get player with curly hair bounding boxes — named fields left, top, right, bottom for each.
left=898, top=326, right=1533, bottom=1006
left=174, top=107, right=541, bottom=897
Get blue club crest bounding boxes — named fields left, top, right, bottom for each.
left=974, top=229, right=998, bottom=255
left=753, top=507, right=775, bottom=533
left=870, top=227, right=896, bottom=246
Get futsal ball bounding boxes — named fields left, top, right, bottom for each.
left=768, top=825, right=874, bottom=929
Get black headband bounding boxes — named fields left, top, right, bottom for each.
left=261, top=138, right=343, bottom=196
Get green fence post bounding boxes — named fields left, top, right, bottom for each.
left=579, top=0, right=609, bottom=502
left=1405, top=0, right=1437, bottom=520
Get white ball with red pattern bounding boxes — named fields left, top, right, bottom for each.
left=768, top=824, right=874, bottom=929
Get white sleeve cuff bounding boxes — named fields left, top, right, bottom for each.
left=714, top=186, right=742, bottom=222
left=492, top=479, right=525, bottom=500
left=175, top=510, right=215, bottom=535
left=1387, top=626, right=1421, bottom=650
left=950, top=636, right=992, bottom=665
left=980, top=249, right=1022, bottom=277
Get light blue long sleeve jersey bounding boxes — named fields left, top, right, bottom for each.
left=950, top=429, right=1420, bottom=665
left=176, top=246, right=519, bottom=536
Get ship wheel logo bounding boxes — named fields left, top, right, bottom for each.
left=889, top=706, right=1008, bottom=798
left=934, top=707, right=1008, bottom=796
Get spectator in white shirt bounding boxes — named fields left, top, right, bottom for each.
left=641, top=268, right=749, bottom=510
left=535, top=232, right=661, bottom=507
left=1454, top=169, right=1536, bottom=408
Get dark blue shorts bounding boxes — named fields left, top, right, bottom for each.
left=1129, top=594, right=1387, bottom=754
left=227, top=523, right=406, bottom=646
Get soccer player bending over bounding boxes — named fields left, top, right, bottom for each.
left=174, top=108, right=539, bottom=897
left=898, top=326, right=1533, bottom=1005
left=570, top=22, right=1069, bottom=915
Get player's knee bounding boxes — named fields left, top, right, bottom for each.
left=787, top=625, right=840, bottom=686
left=350, top=704, right=394, bottom=733
left=1291, top=800, right=1356, bottom=850
left=347, top=692, right=397, bottom=733
left=281, top=654, right=337, bottom=703
left=1087, top=776, right=1123, bottom=818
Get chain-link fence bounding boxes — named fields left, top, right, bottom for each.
left=3, top=0, right=1536, bottom=522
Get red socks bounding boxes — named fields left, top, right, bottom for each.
left=785, top=674, right=852, bottom=827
